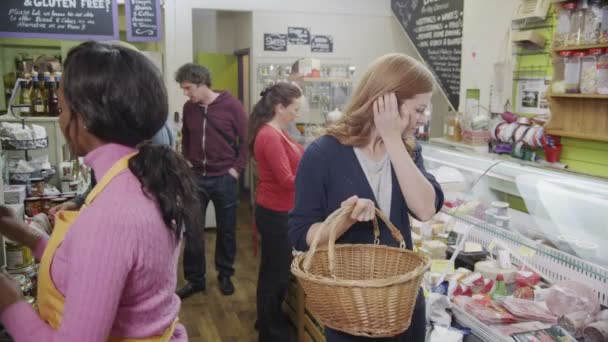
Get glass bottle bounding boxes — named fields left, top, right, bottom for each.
left=565, top=51, right=585, bottom=93
left=492, top=274, right=508, bottom=299
left=583, top=0, right=602, bottom=44
left=597, top=48, right=608, bottom=94
left=580, top=48, right=601, bottom=94
left=47, top=76, right=59, bottom=116
left=568, top=0, right=588, bottom=46
left=555, top=2, right=577, bottom=48
left=19, top=80, right=31, bottom=116
left=601, top=2, right=608, bottom=43
left=32, top=81, right=45, bottom=116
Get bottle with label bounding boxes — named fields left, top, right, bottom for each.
left=19, top=80, right=32, bottom=116
left=47, top=76, right=59, bottom=116
left=32, top=80, right=45, bottom=116
left=54, top=72, right=62, bottom=88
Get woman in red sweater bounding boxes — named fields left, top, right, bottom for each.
left=248, top=82, right=303, bottom=341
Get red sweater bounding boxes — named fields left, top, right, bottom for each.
left=254, top=124, right=304, bottom=212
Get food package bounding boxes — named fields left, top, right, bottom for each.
left=429, top=325, right=463, bottom=342
left=453, top=296, right=518, bottom=325
left=558, top=311, right=596, bottom=338
left=478, top=278, right=495, bottom=294
left=583, top=321, right=608, bottom=342
left=422, top=240, right=447, bottom=259
left=452, top=284, right=472, bottom=297
left=492, top=321, right=552, bottom=336
left=4, top=185, right=26, bottom=204
left=31, top=124, right=47, bottom=140
left=461, top=273, right=485, bottom=288
left=426, top=293, right=452, bottom=326
left=474, top=260, right=517, bottom=284
left=5, top=203, right=24, bottom=221
left=545, top=280, right=600, bottom=317
left=515, top=269, right=540, bottom=288
left=514, top=286, right=535, bottom=300
left=498, top=297, right=558, bottom=323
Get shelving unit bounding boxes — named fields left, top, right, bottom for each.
left=550, top=93, right=608, bottom=99
left=553, top=42, right=608, bottom=52
left=546, top=93, right=608, bottom=142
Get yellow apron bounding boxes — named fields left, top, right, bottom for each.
left=37, top=153, right=178, bottom=342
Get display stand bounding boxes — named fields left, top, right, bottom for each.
left=4, top=79, right=55, bottom=185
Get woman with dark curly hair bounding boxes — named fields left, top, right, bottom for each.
left=0, top=41, right=201, bottom=342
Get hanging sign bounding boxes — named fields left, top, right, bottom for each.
left=125, top=0, right=162, bottom=42
left=288, top=27, right=311, bottom=45
left=264, top=33, right=287, bottom=51
left=311, top=35, right=333, bottom=53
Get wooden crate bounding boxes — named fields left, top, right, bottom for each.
left=287, top=275, right=326, bottom=342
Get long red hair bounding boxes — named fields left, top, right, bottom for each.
left=326, top=53, right=434, bottom=154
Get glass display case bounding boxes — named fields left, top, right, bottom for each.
left=420, top=142, right=608, bottom=340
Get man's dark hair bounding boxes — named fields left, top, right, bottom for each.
left=175, top=63, right=212, bottom=87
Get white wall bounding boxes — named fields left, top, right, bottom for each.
left=459, top=0, right=518, bottom=112
left=164, top=0, right=397, bottom=116
left=251, top=11, right=411, bottom=85
left=192, top=10, right=252, bottom=55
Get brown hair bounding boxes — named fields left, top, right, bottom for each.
left=248, top=82, right=302, bottom=156
left=326, top=53, right=434, bottom=154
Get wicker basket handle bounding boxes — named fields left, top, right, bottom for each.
left=303, top=204, right=406, bottom=275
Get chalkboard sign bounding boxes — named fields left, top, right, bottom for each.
left=288, top=27, right=311, bottom=45
left=311, top=35, right=333, bottom=53
left=126, top=0, right=161, bottom=42
left=0, top=0, right=119, bottom=41
left=264, top=33, right=287, bottom=51
left=391, top=0, right=464, bottom=110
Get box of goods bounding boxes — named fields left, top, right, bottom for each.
left=4, top=185, right=26, bottom=204
left=462, top=129, right=490, bottom=145
left=5, top=203, right=25, bottom=220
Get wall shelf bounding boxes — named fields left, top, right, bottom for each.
left=544, top=129, right=608, bottom=142
left=546, top=93, right=608, bottom=142
left=553, top=42, right=608, bottom=52
left=550, top=93, right=608, bottom=99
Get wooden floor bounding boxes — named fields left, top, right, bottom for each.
left=177, top=199, right=290, bottom=342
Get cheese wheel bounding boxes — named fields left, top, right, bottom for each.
left=474, top=260, right=517, bottom=284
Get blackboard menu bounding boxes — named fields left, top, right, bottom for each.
left=264, top=33, right=287, bottom=51
left=311, top=35, right=333, bottom=53
left=125, top=0, right=161, bottom=42
left=288, top=27, right=311, bottom=45
left=391, top=0, right=464, bottom=110
left=0, top=0, right=119, bottom=41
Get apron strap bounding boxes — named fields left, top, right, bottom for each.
left=84, top=152, right=137, bottom=207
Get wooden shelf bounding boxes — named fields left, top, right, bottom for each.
left=553, top=43, right=608, bottom=52
left=547, top=94, right=608, bottom=142
left=544, top=129, right=608, bottom=142
left=550, top=93, right=608, bottom=99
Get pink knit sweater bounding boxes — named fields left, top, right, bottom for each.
left=0, top=143, right=187, bottom=341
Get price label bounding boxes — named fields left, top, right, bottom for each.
left=488, top=239, right=498, bottom=252
left=518, top=245, right=536, bottom=258
left=431, top=260, right=455, bottom=274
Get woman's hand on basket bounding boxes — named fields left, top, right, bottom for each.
left=341, top=196, right=375, bottom=223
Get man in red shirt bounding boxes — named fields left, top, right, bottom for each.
left=175, top=63, right=248, bottom=297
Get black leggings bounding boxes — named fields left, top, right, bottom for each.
left=255, top=205, right=293, bottom=342
left=324, top=290, right=427, bottom=341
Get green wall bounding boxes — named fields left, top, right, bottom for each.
left=513, top=6, right=608, bottom=178
left=195, top=53, right=239, bottom=99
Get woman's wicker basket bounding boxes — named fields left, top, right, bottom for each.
left=291, top=205, right=430, bottom=337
